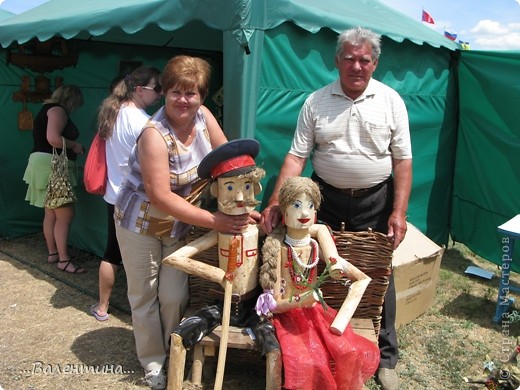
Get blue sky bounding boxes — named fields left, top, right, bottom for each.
left=2, top=0, right=520, bottom=50
left=0, top=0, right=47, bottom=14
left=379, top=0, right=520, bottom=50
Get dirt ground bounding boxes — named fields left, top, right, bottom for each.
left=0, top=233, right=264, bottom=390
left=1, top=232, right=520, bottom=390
left=0, top=234, right=140, bottom=390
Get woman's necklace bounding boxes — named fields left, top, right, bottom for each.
left=174, top=119, right=195, bottom=145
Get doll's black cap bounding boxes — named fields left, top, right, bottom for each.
left=198, top=139, right=260, bottom=179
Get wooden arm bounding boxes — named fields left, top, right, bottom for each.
left=162, top=230, right=225, bottom=284
left=309, top=224, right=344, bottom=279
left=309, top=224, right=372, bottom=334
left=330, top=276, right=371, bottom=335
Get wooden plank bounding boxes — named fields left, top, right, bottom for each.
left=200, top=325, right=256, bottom=350
left=198, top=318, right=377, bottom=350
left=351, top=318, right=377, bottom=344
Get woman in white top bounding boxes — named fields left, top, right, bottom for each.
left=90, top=66, right=162, bottom=321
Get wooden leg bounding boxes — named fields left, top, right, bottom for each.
left=265, top=349, right=282, bottom=390
left=214, top=279, right=233, bottom=390
left=168, top=333, right=186, bottom=390
left=192, top=344, right=205, bottom=385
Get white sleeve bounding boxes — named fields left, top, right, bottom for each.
left=289, top=98, right=315, bottom=159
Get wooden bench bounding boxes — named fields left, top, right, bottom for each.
left=187, top=318, right=376, bottom=386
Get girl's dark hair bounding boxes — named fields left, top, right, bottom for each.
left=98, top=66, right=161, bottom=139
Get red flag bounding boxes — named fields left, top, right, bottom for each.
left=422, top=10, right=435, bottom=24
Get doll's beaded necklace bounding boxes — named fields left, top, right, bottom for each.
left=284, top=236, right=319, bottom=290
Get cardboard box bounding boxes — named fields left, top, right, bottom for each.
left=393, top=223, right=445, bottom=328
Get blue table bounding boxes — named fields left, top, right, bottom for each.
left=493, top=214, right=520, bottom=323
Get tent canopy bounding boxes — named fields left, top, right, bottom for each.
left=0, top=0, right=457, bottom=147
left=0, top=0, right=458, bottom=50
left=0, top=8, right=14, bottom=21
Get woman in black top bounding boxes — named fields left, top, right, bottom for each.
left=23, top=85, right=86, bottom=274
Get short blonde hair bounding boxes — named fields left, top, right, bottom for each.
left=161, top=55, right=211, bottom=100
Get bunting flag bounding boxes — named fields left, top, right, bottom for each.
left=458, top=40, right=471, bottom=50
left=444, top=29, right=457, bottom=41
left=421, top=10, right=435, bottom=24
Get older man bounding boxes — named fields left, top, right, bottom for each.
left=261, top=26, right=412, bottom=390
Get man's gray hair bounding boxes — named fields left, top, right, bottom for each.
left=335, top=27, right=382, bottom=60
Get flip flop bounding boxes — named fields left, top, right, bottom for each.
left=90, top=304, right=109, bottom=321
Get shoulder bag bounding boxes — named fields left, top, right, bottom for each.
left=84, top=132, right=107, bottom=195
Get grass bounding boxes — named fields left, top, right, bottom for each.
left=376, top=240, right=520, bottom=390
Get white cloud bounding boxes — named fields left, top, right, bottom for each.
left=470, top=19, right=520, bottom=50
left=475, top=33, right=520, bottom=50
left=471, top=20, right=509, bottom=35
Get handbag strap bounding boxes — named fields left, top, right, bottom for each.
left=52, top=137, right=67, bottom=156
left=54, top=137, right=69, bottom=171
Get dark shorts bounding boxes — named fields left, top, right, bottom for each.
left=104, top=203, right=122, bottom=266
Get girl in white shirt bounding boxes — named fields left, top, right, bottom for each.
left=90, top=66, right=162, bottom=321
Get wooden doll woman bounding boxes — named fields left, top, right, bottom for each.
left=258, top=176, right=380, bottom=390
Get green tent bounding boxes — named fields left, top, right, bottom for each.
left=0, top=8, right=14, bottom=21
left=451, top=50, right=520, bottom=270
left=3, top=0, right=508, bottom=267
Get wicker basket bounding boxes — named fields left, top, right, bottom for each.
left=184, top=227, right=221, bottom=311
left=320, top=229, right=394, bottom=339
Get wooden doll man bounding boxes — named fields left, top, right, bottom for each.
left=162, top=139, right=280, bottom=389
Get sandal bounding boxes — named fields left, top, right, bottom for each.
left=58, top=259, right=87, bottom=274
left=47, top=252, right=59, bottom=264
left=90, top=304, right=109, bottom=321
